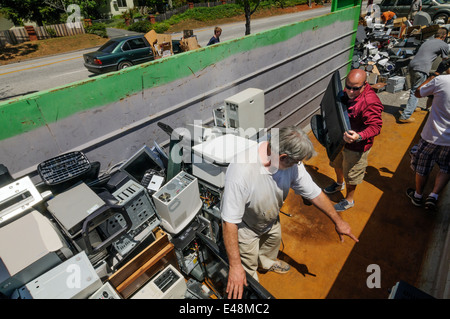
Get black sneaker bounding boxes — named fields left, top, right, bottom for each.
left=324, top=182, right=345, bottom=194
left=406, top=188, right=422, bottom=206
left=424, top=196, right=437, bottom=211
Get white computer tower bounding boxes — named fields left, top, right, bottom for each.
left=131, top=264, right=187, bottom=299
left=219, top=88, right=265, bottom=136
left=152, top=171, right=202, bottom=235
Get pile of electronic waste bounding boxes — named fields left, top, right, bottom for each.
left=0, top=88, right=274, bottom=300
left=354, top=12, right=450, bottom=93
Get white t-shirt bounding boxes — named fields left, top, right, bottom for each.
left=220, top=143, right=322, bottom=241
left=419, top=75, right=450, bottom=146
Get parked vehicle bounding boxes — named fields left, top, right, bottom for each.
left=378, top=0, right=450, bottom=23
left=83, top=35, right=181, bottom=74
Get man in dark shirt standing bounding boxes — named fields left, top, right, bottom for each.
left=207, top=26, right=222, bottom=46
left=409, top=0, right=422, bottom=21
left=399, top=28, right=448, bottom=123
left=324, top=69, right=384, bottom=212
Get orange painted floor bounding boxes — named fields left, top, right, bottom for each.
left=258, top=90, right=444, bottom=299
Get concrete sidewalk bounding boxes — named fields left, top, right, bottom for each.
left=258, top=89, right=449, bottom=299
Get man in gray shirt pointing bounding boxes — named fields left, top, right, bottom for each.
left=221, top=126, right=358, bottom=299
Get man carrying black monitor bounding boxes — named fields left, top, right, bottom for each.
left=323, top=69, right=384, bottom=212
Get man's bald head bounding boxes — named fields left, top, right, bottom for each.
left=345, top=69, right=367, bottom=99
left=347, top=69, right=367, bottom=83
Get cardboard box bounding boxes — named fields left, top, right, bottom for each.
left=180, top=36, right=201, bottom=52
left=393, top=17, right=407, bottom=27
left=367, top=72, right=378, bottom=85
left=406, top=25, right=423, bottom=36
left=421, top=25, right=440, bottom=39
left=145, top=30, right=173, bottom=57
left=371, top=83, right=386, bottom=93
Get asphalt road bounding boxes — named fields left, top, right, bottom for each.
left=0, top=5, right=335, bottom=101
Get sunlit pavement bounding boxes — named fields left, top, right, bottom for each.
left=258, top=89, right=449, bottom=299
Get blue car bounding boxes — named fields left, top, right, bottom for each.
left=83, top=34, right=181, bottom=74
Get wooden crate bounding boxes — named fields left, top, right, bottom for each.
left=107, top=228, right=179, bottom=299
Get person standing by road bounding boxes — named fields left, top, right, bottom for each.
left=207, top=26, right=222, bottom=46
left=406, top=60, right=450, bottom=211
left=398, top=28, right=448, bottom=123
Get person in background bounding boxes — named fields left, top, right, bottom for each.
left=406, top=59, right=450, bottom=211
left=398, top=28, right=448, bottom=123
left=381, top=11, right=397, bottom=25
left=221, top=126, right=359, bottom=299
left=366, top=0, right=374, bottom=14
left=408, top=0, right=422, bottom=21
left=323, top=69, right=384, bottom=212
left=207, top=26, right=222, bottom=46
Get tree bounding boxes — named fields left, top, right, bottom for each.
left=0, top=0, right=108, bottom=26
left=0, top=0, right=60, bottom=26
left=136, top=0, right=169, bottom=12
left=65, top=0, right=108, bottom=20
left=236, top=0, right=262, bottom=35
left=48, top=0, right=108, bottom=20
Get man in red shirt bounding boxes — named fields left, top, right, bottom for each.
left=324, top=69, right=384, bottom=211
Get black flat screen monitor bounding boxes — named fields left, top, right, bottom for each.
left=195, top=232, right=275, bottom=299
left=311, top=70, right=351, bottom=162
left=119, top=145, right=165, bottom=184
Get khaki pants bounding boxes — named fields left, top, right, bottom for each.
left=330, top=148, right=370, bottom=185
left=238, top=220, right=281, bottom=281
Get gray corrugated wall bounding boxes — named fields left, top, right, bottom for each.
left=0, top=6, right=359, bottom=179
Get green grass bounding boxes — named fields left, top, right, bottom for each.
left=126, top=1, right=311, bottom=33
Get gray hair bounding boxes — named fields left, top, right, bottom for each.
left=269, top=126, right=317, bottom=161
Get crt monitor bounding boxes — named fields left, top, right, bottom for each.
left=195, top=232, right=275, bottom=299
left=311, top=70, right=351, bottom=162
left=119, top=145, right=165, bottom=184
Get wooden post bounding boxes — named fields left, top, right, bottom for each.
left=24, top=25, right=38, bottom=41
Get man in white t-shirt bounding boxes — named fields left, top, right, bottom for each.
left=221, top=126, right=359, bottom=299
left=406, top=60, right=450, bottom=211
